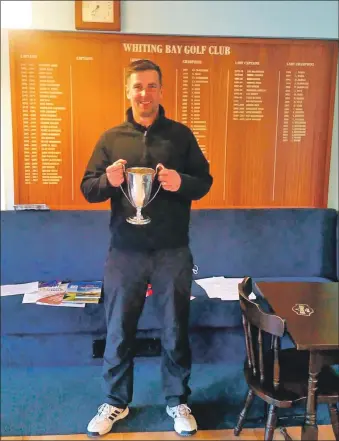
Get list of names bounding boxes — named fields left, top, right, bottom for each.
left=180, top=66, right=210, bottom=157
left=38, top=63, right=65, bottom=184
left=282, top=69, right=309, bottom=142
left=21, top=62, right=38, bottom=184
left=233, top=68, right=266, bottom=121
left=20, top=58, right=66, bottom=185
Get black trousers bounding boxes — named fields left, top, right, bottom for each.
left=102, top=246, right=193, bottom=408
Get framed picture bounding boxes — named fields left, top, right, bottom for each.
left=75, top=1, right=121, bottom=31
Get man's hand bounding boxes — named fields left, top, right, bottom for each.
left=157, top=164, right=181, bottom=192
left=106, top=159, right=127, bottom=187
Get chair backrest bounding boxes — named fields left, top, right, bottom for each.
left=238, top=277, right=286, bottom=389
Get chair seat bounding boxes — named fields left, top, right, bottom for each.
left=244, top=348, right=339, bottom=408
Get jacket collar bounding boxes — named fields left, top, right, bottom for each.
left=126, top=105, right=166, bottom=131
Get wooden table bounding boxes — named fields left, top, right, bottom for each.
left=255, top=281, right=339, bottom=441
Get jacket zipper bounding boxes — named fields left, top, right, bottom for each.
left=141, top=129, right=148, bottom=164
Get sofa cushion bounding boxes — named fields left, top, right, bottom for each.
left=1, top=276, right=333, bottom=337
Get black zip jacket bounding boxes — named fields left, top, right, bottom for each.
left=80, top=106, right=213, bottom=251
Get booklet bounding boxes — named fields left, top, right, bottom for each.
left=36, top=292, right=85, bottom=308
left=63, top=281, right=102, bottom=304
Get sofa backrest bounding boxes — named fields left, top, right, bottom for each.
left=1, top=211, right=111, bottom=284
left=1, top=208, right=338, bottom=284
left=190, top=209, right=338, bottom=280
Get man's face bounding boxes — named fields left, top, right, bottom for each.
left=126, top=70, right=162, bottom=122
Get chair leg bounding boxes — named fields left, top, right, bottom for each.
left=264, top=404, right=277, bottom=441
left=328, top=403, right=339, bottom=441
left=234, top=389, right=255, bottom=436
left=264, top=402, right=268, bottom=420
left=279, top=427, right=293, bottom=440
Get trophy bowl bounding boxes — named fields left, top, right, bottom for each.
left=120, top=167, right=161, bottom=225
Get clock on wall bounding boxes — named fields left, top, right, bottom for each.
left=75, top=1, right=121, bottom=31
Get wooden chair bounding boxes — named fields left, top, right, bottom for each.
left=234, top=277, right=339, bottom=441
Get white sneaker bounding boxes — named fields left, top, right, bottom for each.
left=166, top=404, right=198, bottom=436
left=87, top=403, right=129, bottom=437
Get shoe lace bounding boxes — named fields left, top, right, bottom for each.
left=173, top=404, right=192, bottom=418
left=97, top=403, right=113, bottom=418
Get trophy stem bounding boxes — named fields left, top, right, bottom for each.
left=126, top=207, right=151, bottom=225
left=136, top=207, right=142, bottom=221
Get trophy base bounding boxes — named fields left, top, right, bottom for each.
left=126, top=215, right=151, bottom=225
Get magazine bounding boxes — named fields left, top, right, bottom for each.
left=63, top=281, right=102, bottom=304
left=36, top=291, right=84, bottom=308
left=34, top=282, right=85, bottom=307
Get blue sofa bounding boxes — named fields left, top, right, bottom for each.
left=1, top=208, right=338, bottom=368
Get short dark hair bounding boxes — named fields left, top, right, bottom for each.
left=125, top=59, right=162, bottom=85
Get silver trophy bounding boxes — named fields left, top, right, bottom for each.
left=120, top=166, right=161, bottom=225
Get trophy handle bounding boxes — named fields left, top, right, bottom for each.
left=119, top=163, right=137, bottom=208
left=143, top=164, right=163, bottom=208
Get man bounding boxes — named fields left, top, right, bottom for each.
left=81, top=59, right=213, bottom=437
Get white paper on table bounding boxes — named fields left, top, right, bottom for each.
left=1, top=281, right=39, bottom=297
left=194, top=277, right=248, bottom=301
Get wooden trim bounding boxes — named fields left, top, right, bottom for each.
left=322, top=43, right=338, bottom=207
left=9, top=29, right=338, bottom=46
left=0, top=426, right=335, bottom=440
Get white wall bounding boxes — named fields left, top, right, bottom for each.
left=1, top=0, right=338, bottom=209
left=28, top=0, right=339, bottom=38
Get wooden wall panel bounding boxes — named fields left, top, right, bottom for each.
left=8, top=31, right=338, bottom=210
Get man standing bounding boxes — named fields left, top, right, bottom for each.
left=81, top=59, right=213, bottom=437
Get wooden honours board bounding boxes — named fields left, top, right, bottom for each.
left=8, top=30, right=338, bottom=210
